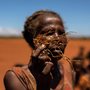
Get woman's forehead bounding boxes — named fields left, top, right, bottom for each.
left=42, top=16, right=61, bottom=24
left=44, top=16, right=60, bottom=22
left=39, top=15, right=62, bottom=25
left=40, top=15, right=64, bottom=30
left=36, top=15, right=65, bottom=35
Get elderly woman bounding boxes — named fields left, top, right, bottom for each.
left=4, top=10, right=74, bottom=90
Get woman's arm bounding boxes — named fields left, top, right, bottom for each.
left=54, top=59, right=74, bottom=90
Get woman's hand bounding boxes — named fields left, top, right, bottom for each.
left=32, top=44, right=54, bottom=75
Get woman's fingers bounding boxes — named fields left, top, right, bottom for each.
left=38, top=55, right=51, bottom=61
left=32, top=44, right=46, bottom=57
left=42, top=62, right=54, bottom=75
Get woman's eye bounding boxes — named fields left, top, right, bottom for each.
left=45, top=31, right=54, bottom=36
left=58, top=30, right=65, bottom=35
left=40, top=31, right=46, bottom=34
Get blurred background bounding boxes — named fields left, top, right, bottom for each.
left=0, top=0, right=90, bottom=90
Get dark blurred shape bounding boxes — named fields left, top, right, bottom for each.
left=86, top=51, right=90, bottom=60
left=14, top=63, right=24, bottom=67
left=72, top=46, right=85, bottom=87
left=72, top=46, right=85, bottom=61
left=72, top=60, right=82, bottom=85
left=87, top=64, right=90, bottom=72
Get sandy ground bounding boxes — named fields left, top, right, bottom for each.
left=0, top=38, right=90, bottom=90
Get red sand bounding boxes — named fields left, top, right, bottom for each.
left=0, top=38, right=90, bottom=90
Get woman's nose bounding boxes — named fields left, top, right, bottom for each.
left=55, top=32, right=59, bottom=37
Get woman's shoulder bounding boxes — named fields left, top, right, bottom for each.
left=4, top=64, right=28, bottom=85
left=4, top=66, right=27, bottom=90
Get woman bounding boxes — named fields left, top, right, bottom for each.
left=4, top=10, right=74, bottom=90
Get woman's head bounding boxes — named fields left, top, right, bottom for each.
left=23, top=10, right=67, bottom=58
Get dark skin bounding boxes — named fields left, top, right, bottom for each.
left=4, top=15, right=66, bottom=90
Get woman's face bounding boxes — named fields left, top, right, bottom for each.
left=34, top=15, right=67, bottom=61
